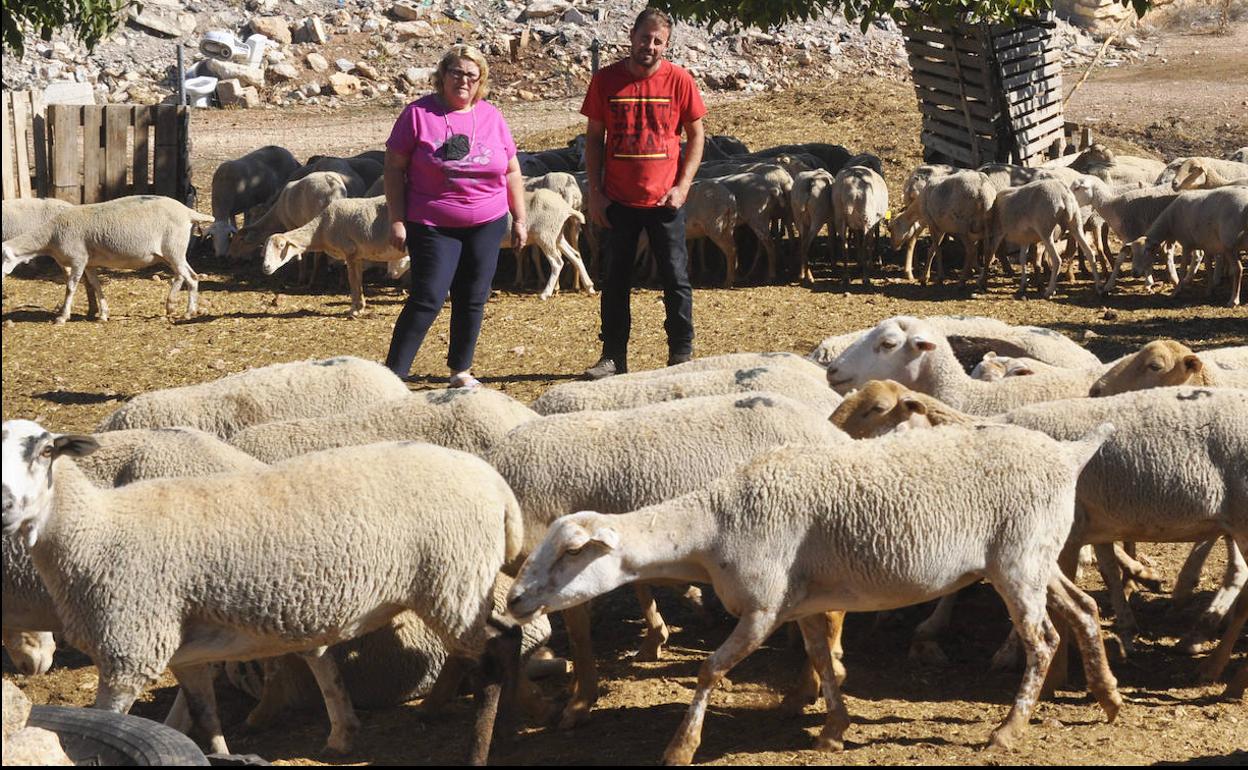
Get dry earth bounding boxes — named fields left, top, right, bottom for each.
left=2, top=21, right=1246, bottom=768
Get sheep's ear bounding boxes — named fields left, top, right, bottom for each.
left=589, top=527, right=620, bottom=551
left=563, top=527, right=592, bottom=553
left=1182, top=355, right=1202, bottom=374
left=53, top=434, right=99, bottom=459
left=1012, top=367, right=1036, bottom=376
left=901, top=397, right=927, bottom=416
left=983, top=351, right=999, bottom=361
left=912, top=336, right=937, bottom=352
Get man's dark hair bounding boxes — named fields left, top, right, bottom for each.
left=632, top=7, right=674, bottom=34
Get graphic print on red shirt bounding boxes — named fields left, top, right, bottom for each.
left=582, top=60, right=707, bottom=207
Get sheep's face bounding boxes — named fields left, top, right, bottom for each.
left=829, top=380, right=931, bottom=439
left=1090, top=340, right=1199, bottom=397
left=824, top=316, right=938, bottom=395
left=1, top=420, right=98, bottom=547
left=1, top=629, right=55, bottom=675
left=262, top=235, right=303, bottom=275
left=507, top=513, right=624, bottom=623
left=210, top=218, right=237, bottom=259
left=970, top=352, right=1009, bottom=382
left=1128, top=237, right=1161, bottom=278
left=1171, top=161, right=1203, bottom=191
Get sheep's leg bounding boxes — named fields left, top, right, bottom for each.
left=901, top=229, right=919, bottom=282
left=558, top=603, right=598, bottom=729
left=977, top=234, right=1004, bottom=293
left=1165, top=244, right=1183, bottom=286
left=1045, top=573, right=1122, bottom=721
left=922, top=232, right=946, bottom=286
left=1039, top=233, right=1064, bottom=299
left=244, top=657, right=298, bottom=728
left=56, top=259, right=88, bottom=324
left=1198, top=561, right=1248, bottom=684
left=663, top=608, right=778, bottom=766
left=347, top=258, right=365, bottom=317
left=797, top=613, right=852, bottom=752
left=170, top=664, right=229, bottom=755
left=298, top=646, right=361, bottom=754
left=1015, top=237, right=1031, bottom=298
left=1173, top=538, right=1219, bottom=606
left=859, top=227, right=872, bottom=286
left=1039, top=541, right=1081, bottom=696
left=1103, top=245, right=1132, bottom=293
left=1114, top=542, right=1162, bottom=593
left=986, top=582, right=1055, bottom=750
left=1093, top=542, right=1138, bottom=653
left=165, top=689, right=192, bottom=733
left=538, top=243, right=564, bottom=301
left=634, top=583, right=670, bottom=662
left=559, top=236, right=595, bottom=295
left=83, top=266, right=109, bottom=321
left=911, top=594, right=957, bottom=666
left=468, top=621, right=522, bottom=766
left=715, top=231, right=738, bottom=288
left=750, top=219, right=779, bottom=284
left=1069, top=216, right=1101, bottom=290
left=1174, top=249, right=1205, bottom=297
left=783, top=611, right=846, bottom=715
left=1181, top=538, right=1248, bottom=654
left=1223, top=255, right=1243, bottom=308
left=167, top=259, right=200, bottom=319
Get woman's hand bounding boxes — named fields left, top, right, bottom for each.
left=389, top=221, right=406, bottom=252
left=511, top=218, right=528, bottom=251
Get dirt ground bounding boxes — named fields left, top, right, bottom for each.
left=3, top=21, right=1247, bottom=768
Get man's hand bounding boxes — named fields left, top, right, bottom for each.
left=588, top=188, right=611, bottom=228
left=389, top=221, right=406, bottom=252
left=658, top=184, right=689, bottom=210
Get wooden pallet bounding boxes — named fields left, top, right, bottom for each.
left=903, top=13, right=1065, bottom=168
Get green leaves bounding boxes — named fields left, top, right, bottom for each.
left=653, top=0, right=1152, bottom=29
left=2, top=0, right=136, bottom=57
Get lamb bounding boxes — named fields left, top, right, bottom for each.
left=230, top=170, right=366, bottom=258
left=506, top=188, right=594, bottom=300
left=1069, top=143, right=1166, bottom=187
left=1089, top=340, right=1248, bottom=396
left=984, top=178, right=1100, bottom=297
left=808, top=314, right=1102, bottom=370
left=1068, top=176, right=1180, bottom=292
left=228, top=388, right=537, bottom=462
left=531, top=363, right=842, bottom=416
left=829, top=378, right=975, bottom=438
left=971, top=352, right=1054, bottom=381
left=1169, top=157, right=1248, bottom=190
left=489, top=392, right=850, bottom=727
left=1, top=421, right=525, bottom=758
left=1, top=198, right=72, bottom=242
left=892, top=163, right=953, bottom=281
left=1128, top=186, right=1248, bottom=307
left=824, top=316, right=1112, bottom=415
left=685, top=179, right=743, bottom=287
left=789, top=169, right=835, bottom=285
left=710, top=168, right=794, bottom=283
left=523, top=171, right=583, bottom=211
left=209, top=145, right=300, bottom=258
left=830, top=165, right=889, bottom=285
left=891, top=170, right=996, bottom=286
left=96, top=356, right=411, bottom=439
left=260, top=195, right=406, bottom=317
left=1, top=195, right=211, bottom=323
left=507, top=424, right=1122, bottom=763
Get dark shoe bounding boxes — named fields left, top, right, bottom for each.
left=667, top=350, right=693, bottom=366
left=583, top=355, right=626, bottom=380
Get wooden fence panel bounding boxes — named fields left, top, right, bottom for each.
left=132, top=106, right=151, bottom=194
left=1, top=92, right=13, bottom=200
left=81, top=106, right=104, bottom=203
left=50, top=104, right=82, bottom=203
left=153, top=106, right=180, bottom=197
left=104, top=106, right=130, bottom=199
left=11, top=92, right=34, bottom=198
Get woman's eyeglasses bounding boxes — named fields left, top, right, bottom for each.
left=446, top=68, right=481, bottom=83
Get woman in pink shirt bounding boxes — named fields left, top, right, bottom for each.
left=382, top=45, right=526, bottom=388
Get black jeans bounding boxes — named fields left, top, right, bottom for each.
left=600, top=202, right=694, bottom=358
left=384, top=215, right=507, bottom=377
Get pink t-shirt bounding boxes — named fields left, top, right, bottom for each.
left=386, top=94, right=517, bottom=227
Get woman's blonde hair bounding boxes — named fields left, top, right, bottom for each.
left=431, top=45, right=490, bottom=103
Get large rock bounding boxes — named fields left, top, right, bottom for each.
left=248, top=16, right=292, bottom=45
left=127, top=7, right=197, bottom=37
left=391, top=20, right=435, bottom=40
left=202, top=58, right=265, bottom=88
left=305, top=52, right=330, bottom=72
left=216, top=79, right=261, bottom=108
left=3, top=681, right=31, bottom=739
left=390, top=1, right=428, bottom=20
left=327, top=72, right=362, bottom=95
left=403, top=66, right=435, bottom=86
left=354, top=61, right=380, bottom=80
left=268, top=62, right=299, bottom=82
left=521, top=0, right=571, bottom=21
left=2, top=727, right=73, bottom=766
left=294, top=16, right=329, bottom=44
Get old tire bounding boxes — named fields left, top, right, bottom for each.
left=26, top=705, right=209, bottom=766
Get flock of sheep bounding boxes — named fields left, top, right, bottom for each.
left=2, top=311, right=1245, bottom=764
left=2, top=137, right=1245, bottom=324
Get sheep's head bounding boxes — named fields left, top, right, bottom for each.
left=2, top=420, right=98, bottom=547
left=1171, top=159, right=1206, bottom=191
left=824, top=316, right=939, bottom=395
left=210, top=218, right=238, bottom=259
left=507, top=512, right=624, bottom=623
left=1069, top=176, right=1098, bottom=207
left=1090, top=340, right=1202, bottom=397
left=829, top=380, right=933, bottom=439
left=887, top=204, right=921, bottom=249
left=227, top=226, right=266, bottom=260
left=262, top=235, right=305, bottom=275
left=971, top=352, right=1038, bottom=382
left=1127, top=236, right=1162, bottom=278
left=1, top=629, right=55, bottom=675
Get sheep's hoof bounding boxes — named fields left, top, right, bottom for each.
left=636, top=630, right=668, bottom=662
left=53, top=316, right=69, bottom=325
left=557, top=699, right=592, bottom=730
left=1198, top=656, right=1227, bottom=684
left=986, top=726, right=1019, bottom=752
left=661, top=738, right=698, bottom=766
left=814, top=734, right=845, bottom=752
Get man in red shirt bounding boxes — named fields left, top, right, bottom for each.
left=581, top=7, right=707, bottom=379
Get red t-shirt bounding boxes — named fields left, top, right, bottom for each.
left=581, top=59, right=707, bottom=207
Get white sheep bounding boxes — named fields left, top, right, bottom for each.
left=830, top=165, right=889, bottom=286
left=1068, top=177, right=1181, bottom=292
left=228, top=388, right=537, bottom=462
left=230, top=170, right=365, bottom=258
left=1, top=198, right=73, bottom=243
left=531, top=362, right=842, bottom=416
left=971, top=352, right=1053, bottom=381
left=209, top=145, right=301, bottom=258
left=1128, top=186, right=1248, bottom=307
left=260, top=195, right=405, bottom=317
left=685, top=179, right=743, bottom=287
left=1, top=421, right=524, bottom=758
left=507, top=424, right=1122, bottom=763
left=506, top=188, right=594, bottom=301
left=788, top=169, right=834, bottom=286
left=1070, top=144, right=1166, bottom=187
left=709, top=168, right=794, bottom=283
left=1089, top=340, right=1248, bottom=396
left=96, top=356, right=411, bottom=439
left=490, top=391, right=850, bottom=727
left=523, top=171, right=582, bottom=211
left=824, top=316, right=1112, bottom=414
left=984, top=177, right=1100, bottom=297
left=1157, top=156, right=1248, bottom=189
left=891, top=171, right=996, bottom=286
left=1, top=195, right=211, bottom=323
left=891, top=163, right=953, bottom=281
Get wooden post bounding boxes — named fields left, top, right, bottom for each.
left=11, top=92, right=34, bottom=198
left=132, top=106, right=151, bottom=194
left=49, top=104, right=82, bottom=203
left=81, top=105, right=104, bottom=203
left=104, top=105, right=130, bottom=199
left=177, top=105, right=192, bottom=205
left=1, top=92, right=13, bottom=200
left=31, top=91, right=49, bottom=198
left=153, top=105, right=179, bottom=197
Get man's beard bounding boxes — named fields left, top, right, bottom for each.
left=631, top=49, right=657, bottom=66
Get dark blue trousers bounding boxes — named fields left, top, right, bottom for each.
left=600, top=202, right=694, bottom=358
left=384, top=215, right=507, bottom=377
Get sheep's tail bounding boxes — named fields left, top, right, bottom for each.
left=1064, top=422, right=1115, bottom=471
left=188, top=210, right=215, bottom=224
